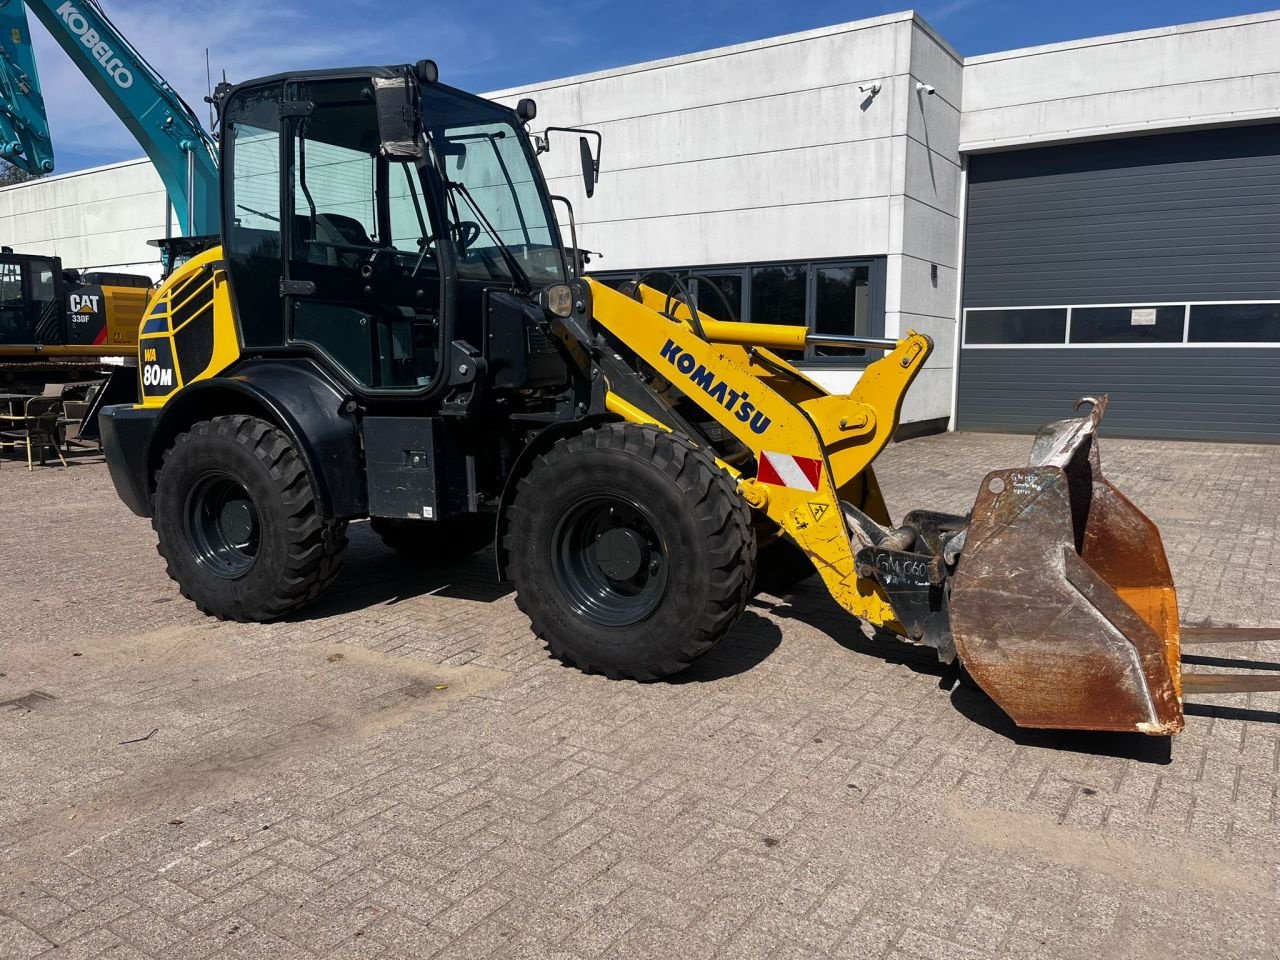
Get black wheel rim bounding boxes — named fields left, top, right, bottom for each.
left=551, top=495, right=670, bottom=627
left=184, top=472, right=261, bottom=579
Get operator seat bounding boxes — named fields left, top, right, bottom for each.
left=314, top=213, right=376, bottom=269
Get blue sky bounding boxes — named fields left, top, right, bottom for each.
left=24, top=0, right=1280, bottom=172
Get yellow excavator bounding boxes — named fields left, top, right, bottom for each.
left=0, top=248, right=148, bottom=391
left=99, top=60, right=1278, bottom=738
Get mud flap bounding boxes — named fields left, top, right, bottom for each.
left=948, top=398, right=1184, bottom=734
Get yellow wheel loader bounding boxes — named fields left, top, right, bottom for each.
left=100, top=61, right=1278, bottom=738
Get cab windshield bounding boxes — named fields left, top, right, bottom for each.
left=423, top=86, right=566, bottom=286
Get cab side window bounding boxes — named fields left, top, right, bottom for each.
left=284, top=78, right=441, bottom=392
left=0, top=261, right=24, bottom=343
left=292, top=134, right=376, bottom=268
left=225, top=87, right=284, bottom=348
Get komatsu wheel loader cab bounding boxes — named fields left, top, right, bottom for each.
left=101, top=61, right=1280, bottom=738
left=101, top=61, right=590, bottom=612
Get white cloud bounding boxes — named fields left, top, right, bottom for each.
left=921, top=0, right=989, bottom=24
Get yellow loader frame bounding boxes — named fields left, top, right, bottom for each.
left=588, top=278, right=931, bottom=636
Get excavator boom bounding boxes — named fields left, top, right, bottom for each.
left=0, top=0, right=219, bottom=236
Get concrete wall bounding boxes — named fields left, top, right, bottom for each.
left=893, top=21, right=962, bottom=424
left=961, top=10, right=1280, bottom=152
left=487, top=12, right=962, bottom=418
left=0, top=158, right=171, bottom=279
left=486, top=12, right=916, bottom=272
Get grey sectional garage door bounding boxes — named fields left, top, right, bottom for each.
left=957, top=122, right=1280, bottom=441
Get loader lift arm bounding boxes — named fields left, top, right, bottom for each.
left=0, top=0, right=219, bottom=237
left=587, top=278, right=934, bottom=632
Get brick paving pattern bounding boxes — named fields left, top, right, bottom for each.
left=1, top=430, right=1278, bottom=959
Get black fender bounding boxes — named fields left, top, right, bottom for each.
left=493, top=414, right=613, bottom=579
left=143, top=358, right=366, bottom=520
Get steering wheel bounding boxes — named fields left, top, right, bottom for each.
left=420, top=220, right=483, bottom=253
left=452, top=221, right=482, bottom=250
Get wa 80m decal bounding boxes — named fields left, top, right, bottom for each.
left=658, top=339, right=772, bottom=435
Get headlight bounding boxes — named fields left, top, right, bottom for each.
left=542, top=283, right=573, bottom=318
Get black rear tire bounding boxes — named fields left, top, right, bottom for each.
left=506, top=423, right=756, bottom=680
left=369, top=514, right=494, bottom=563
left=152, top=415, right=347, bottom=621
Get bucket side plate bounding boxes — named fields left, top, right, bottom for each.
left=950, top=466, right=1183, bottom=734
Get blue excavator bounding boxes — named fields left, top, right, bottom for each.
left=0, top=0, right=217, bottom=235
left=0, top=0, right=217, bottom=400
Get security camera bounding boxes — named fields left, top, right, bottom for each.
left=858, top=81, right=881, bottom=95
left=916, top=82, right=936, bottom=95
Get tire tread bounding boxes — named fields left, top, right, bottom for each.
left=152, top=415, right=347, bottom=622
left=506, top=423, right=755, bottom=681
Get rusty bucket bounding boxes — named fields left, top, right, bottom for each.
left=848, top=396, right=1280, bottom=735
left=949, top=397, right=1192, bottom=734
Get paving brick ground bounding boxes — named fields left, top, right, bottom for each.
left=1, top=430, right=1278, bottom=960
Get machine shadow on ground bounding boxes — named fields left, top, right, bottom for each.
left=948, top=685, right=1173, bottom=764
left=758, top=577, right=1177, bottom=764
left=291, top=526, right=514, bottom=620
left=667, top=610, right=783, bottom=683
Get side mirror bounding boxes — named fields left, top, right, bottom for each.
left=579, top=136, right=596, bottom=199
left=373, top=74, right=423, bottom=162
left=539, top=127, right=603, bottom=198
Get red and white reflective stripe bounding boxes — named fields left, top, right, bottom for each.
left=757, top=451, right=823, bottom=491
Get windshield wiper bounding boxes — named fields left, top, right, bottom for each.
left=446, top=179, right=533, bottom=295
left=236, top=202, right=279, bottom=223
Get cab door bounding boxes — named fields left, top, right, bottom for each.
left=0, top=258, right=27, bottom=344
left=280, top=78, right=442, bottom=393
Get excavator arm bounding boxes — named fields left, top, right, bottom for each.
left=0, top=0, right=53, bottom=172
left=0, top=0, right=218, bottom=237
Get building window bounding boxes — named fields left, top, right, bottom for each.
left=1188, top=303, right=1280, bottom=342
left=1069, top=306, right=1183, bottom=344
left=592, top=257, right=885, bottom=365
left=691, top=273, right=744, bottom=323
left=963, top=301, right=1280, bottom=348
left=965, top=308, right=1067, bottom=345
left=750, top=264, right=805, bottom=327
left=813, top=263, right=872, bottom=359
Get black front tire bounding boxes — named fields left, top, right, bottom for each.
left=152, top=415, right=347, bottom=621
left=506, top=423, right=756, bottom=680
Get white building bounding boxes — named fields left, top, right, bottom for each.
left=3, top=9, right=1279, bottom=439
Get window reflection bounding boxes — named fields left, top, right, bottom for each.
left=589, top=259, right=884, bottom=363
